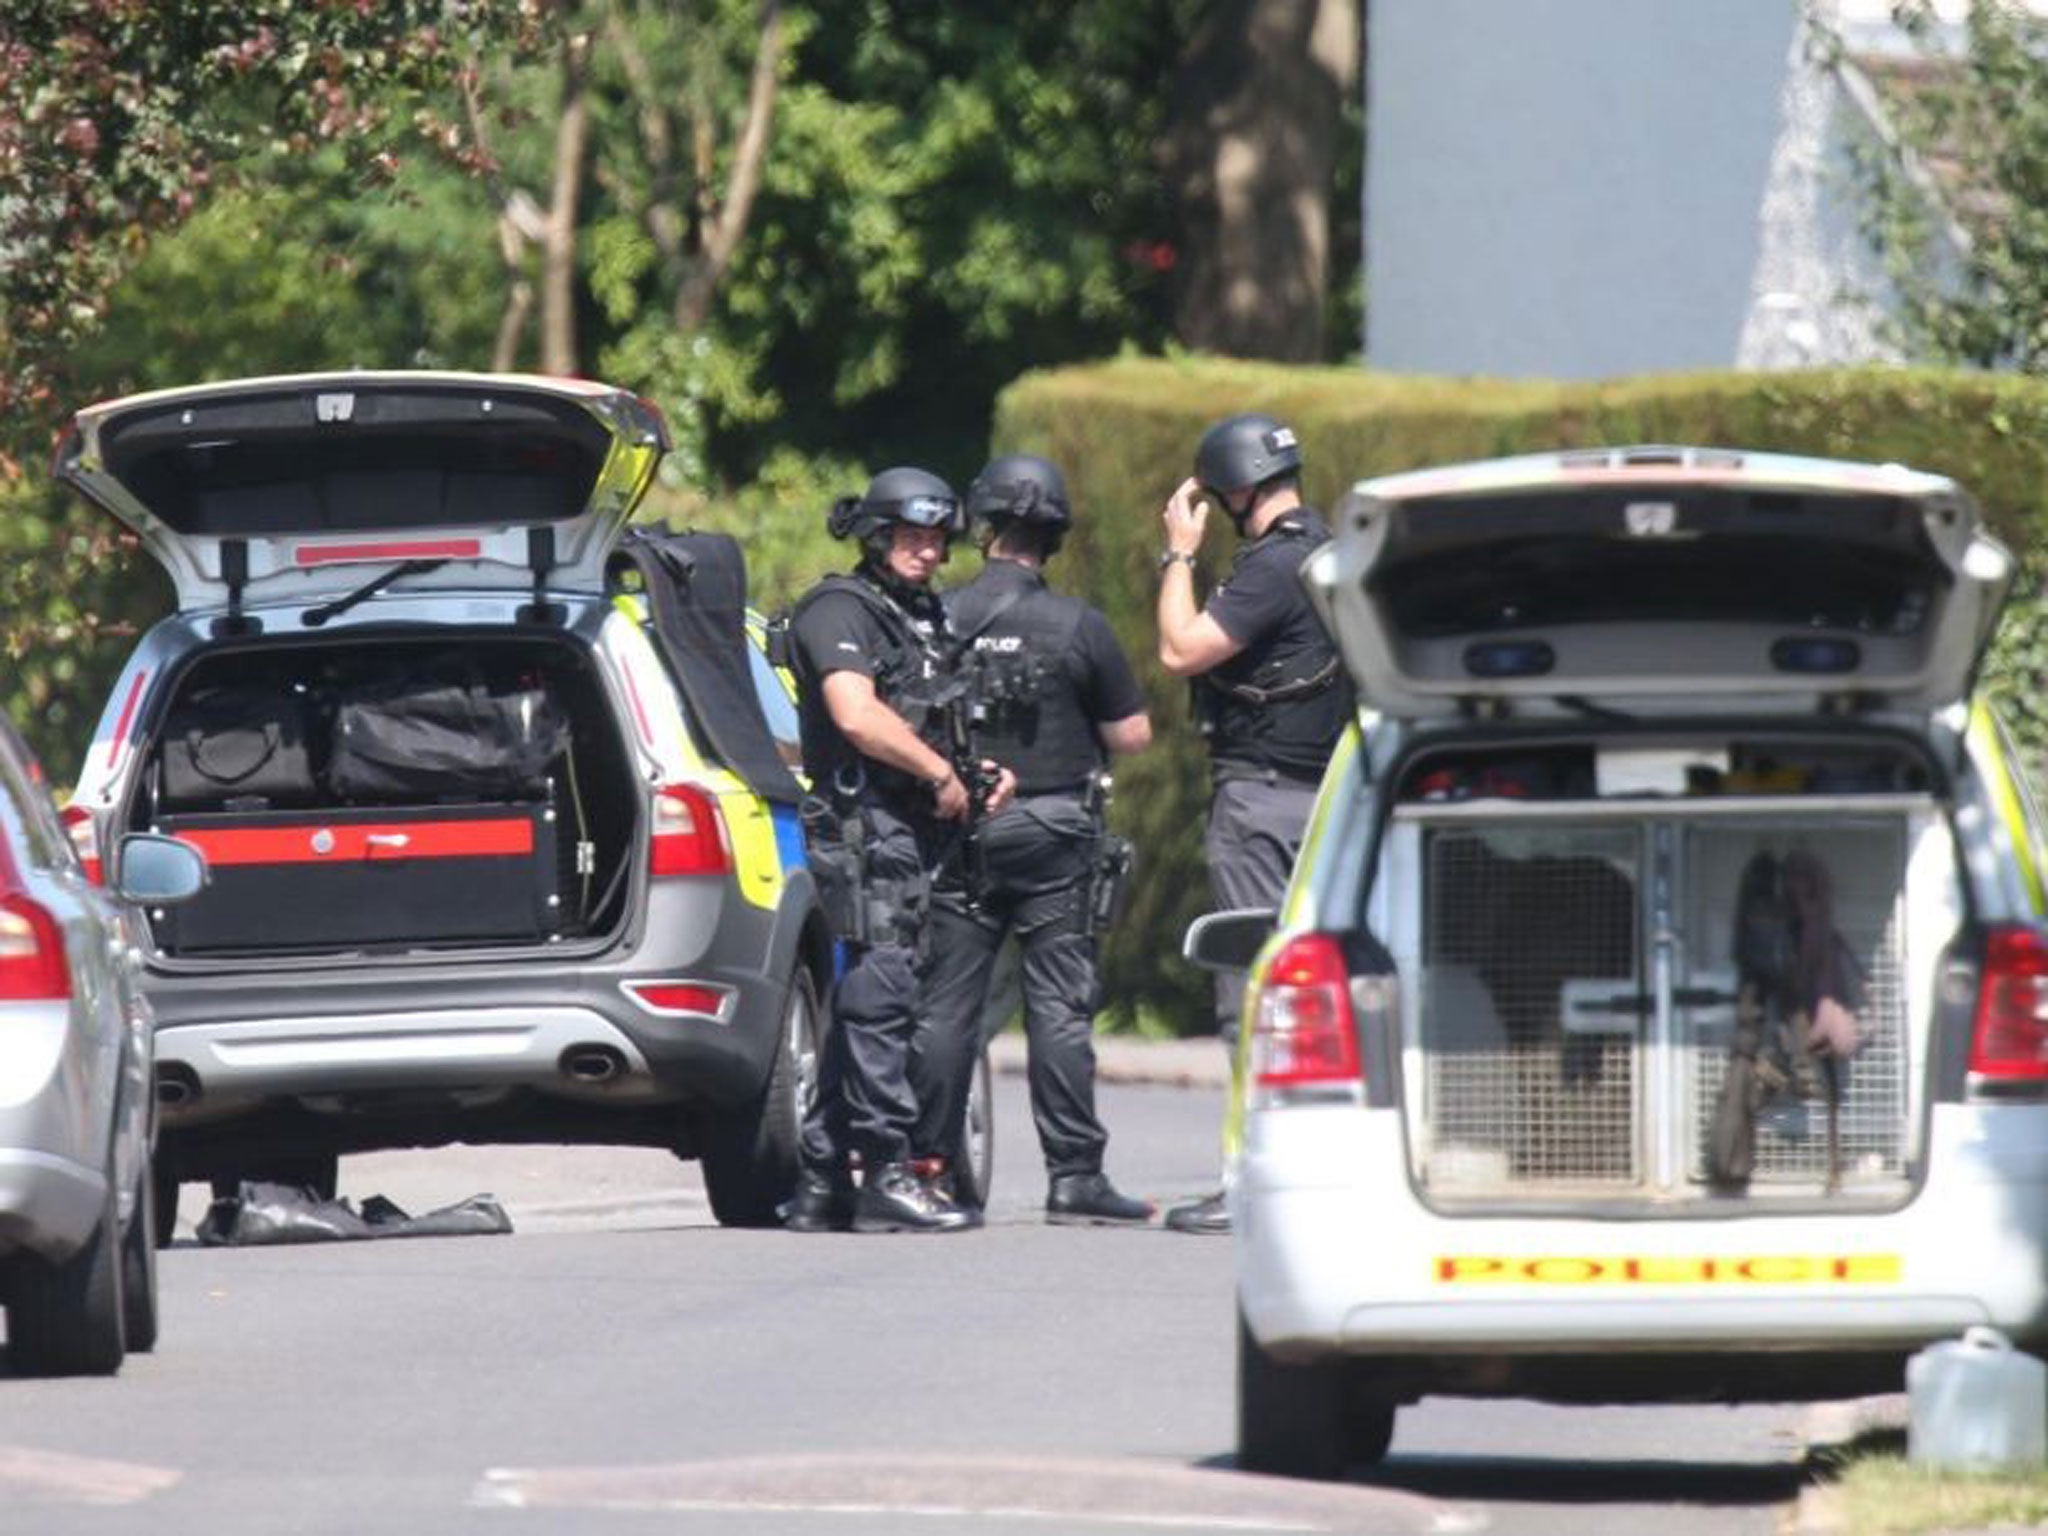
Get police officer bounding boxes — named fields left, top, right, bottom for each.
left=1155, top=414, right=1353, bottom=1235
left=910, top=454, right=1156, bottom=1225
left=781, top=467, right=1013, bottom=1234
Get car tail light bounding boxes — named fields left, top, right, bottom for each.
left=1969, top=926, right=2048, bottom=1080
left=0, top=893, right=71, bottom=1000
left=60, top=804, right=103, bottom=885
left=648, top=783, right=732, bottom=877
left=1250, top=932, right=1363, bottom=1093
left=622, top=980, right=734, bottom=1019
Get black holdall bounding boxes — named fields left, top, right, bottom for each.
left=327, top=662, right=566, bottom=803
left=157, top=682, right=322, bottom=810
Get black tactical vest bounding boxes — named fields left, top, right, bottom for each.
left=1195, top=512, right=1354, bottom=783
left=945, top=563, right=1100, bottom=796
left=787, top=568, right=950, bottom=797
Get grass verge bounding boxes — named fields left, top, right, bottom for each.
left=1806, top=1427, right=2048, bottom=1533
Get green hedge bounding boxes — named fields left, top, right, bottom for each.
left=991, top=357, right=2048, bottom=1035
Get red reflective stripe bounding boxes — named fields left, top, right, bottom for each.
left=174, top=819, right=534, bottom=866
left=107, top=669, right=149, bottom=775
left=294, top=538, right=483, bottom=566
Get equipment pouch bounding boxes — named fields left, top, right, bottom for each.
left=800, top=796, right=868, bottom=945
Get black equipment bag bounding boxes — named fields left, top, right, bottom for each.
left=615, top=527, right=804, bottom=806
left=328, top=663, right=566, bottom=803
left=152, top=803, right=560, bottom=954
left=157, top=683, right=322, bottom=810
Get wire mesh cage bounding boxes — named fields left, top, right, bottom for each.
left=1413, top=812, right=1909, bottom=1197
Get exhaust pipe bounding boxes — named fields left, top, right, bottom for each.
left=560, top=1046, right=626, bottom=1084
left=156, top=1064, right=201, bottom=1108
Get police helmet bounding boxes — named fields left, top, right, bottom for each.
left=1194, top=413, right=1302, bottom=497
left=965, top=454, right=1072, bottom=532
left=827, top=465, right=964, bottom=549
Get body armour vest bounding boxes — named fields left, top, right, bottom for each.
left=787, top=568, right=949, bottom=797
left=945, top=563, right=1099, bottom=796
left=1195, top=510, right=1354, bottom=782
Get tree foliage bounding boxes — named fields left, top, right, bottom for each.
left=1843, top=0, right=2048, bottom=370
left=0, top=2, right=540, bottom=769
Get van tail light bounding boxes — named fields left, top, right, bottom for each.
left=648, top=783, right=732, bottom=878
left=1250, top=932, right=1364, bottom=1094
left=1969, top=925, right=2048, bottom=1081
left=60, top=804, right=103, bottom=886
left=0, top=894, right=71, bottom=1000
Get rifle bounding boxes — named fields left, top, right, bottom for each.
left=930, top=675, right=999, bottom=909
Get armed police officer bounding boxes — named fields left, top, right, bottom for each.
left=909, top=454, right=1156, bottom=1225
left=1155, top=413, right=1353, bottom=1235
left=781, top=467, right=1014, bottom=1234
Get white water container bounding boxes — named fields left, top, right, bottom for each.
left=1906, top=1327, right=2048, bottom=1468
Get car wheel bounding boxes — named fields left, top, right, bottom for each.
left=151, top=1156, right=180, bottom=1249
left=1236, top=1308, right=1393, bottom=1479
left=957, top=1043, right=994, bottom=1209
left=698, top=968, right=817, bottom=1228
left=7, top=1164, right=126, bottom=1377
left=122, top=1159, right=160, bottom=1353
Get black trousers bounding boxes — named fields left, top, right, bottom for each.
left=799, top=798, right=949, bottom=1172
left=912, top=794, right=1109, bottom=1182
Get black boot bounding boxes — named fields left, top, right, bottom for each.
left=1163, top=1189, right=1230, bottom=1235
left=853, top=1161, right=975, bottom=1233
left=1046, top=1171, right=1154, bottom=1226
left=782, top=1168, right=855, bottom=1233
left=915, top=1158, right=985, bottom=1229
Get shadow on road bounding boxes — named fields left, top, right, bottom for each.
left=1364, top=1452, right=1806, bottom=1508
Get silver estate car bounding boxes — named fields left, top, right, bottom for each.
left=55, top=372, right=834, bottom=1236
left=0, top=713, right=205, bottom=1375
left=1191, top=445, right=2048, bottom=1477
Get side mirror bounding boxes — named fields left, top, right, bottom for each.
left=1183, top=908, right=1277, bottom=973
left=111, top=833, right=209, bottom=906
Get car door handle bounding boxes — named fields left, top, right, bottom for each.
left=364, top=833, right=411, bottom=860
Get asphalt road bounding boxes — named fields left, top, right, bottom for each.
left=0, top=1061, right=1846, bottom=1536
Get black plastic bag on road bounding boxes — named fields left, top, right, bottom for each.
left=195, top=1182, right=513, bottom=1245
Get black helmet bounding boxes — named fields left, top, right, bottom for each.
left=1194, top=413, right=1302, bottom=497
left=827, top=465, right=964, bottom=549
left=965, top=454, right=1071, bottom=531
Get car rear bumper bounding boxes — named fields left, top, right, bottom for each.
left=1236, top=1101, right=2048, bottom=1360
left=144, top=878, right=798, bottom=1126
left=0, top=1149, right=105, bottom=1262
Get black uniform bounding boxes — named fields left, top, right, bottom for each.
left=1194, top=507, right=1352, bottom=1042
left=786, top=567, right=957, bottom=1174
left=912, top=557, right=1147, bottom=1183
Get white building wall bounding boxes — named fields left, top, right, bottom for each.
left=1366, top=0, right=1900, bottom=377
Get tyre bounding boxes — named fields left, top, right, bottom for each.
left=698, top=968, right=817, bottom=1227
left=957, top=1043, right=995, bottom=1209
left=122, top=1160, right=160, bottom=1353
left=7, top=1167, right=126, bottom=1377
left=1235, top=1308, right=1393, bottom=1479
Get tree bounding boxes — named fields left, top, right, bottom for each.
left=1841, top=0, right=2048, bottom=370
left=1161, top=0, right=1362, bottom=361
left=0, top=2, right=530, bottom=770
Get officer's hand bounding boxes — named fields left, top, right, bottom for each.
left=1162, top=476, right=1209, bottom=555
left=984, top=763, right=1018, bottom=816
left=931, top=768, right=971, bottom=822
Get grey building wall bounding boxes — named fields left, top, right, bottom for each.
left=1366, top=0, right=1896, bottom=378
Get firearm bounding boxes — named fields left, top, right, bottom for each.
left=1081, top=771, right=1135, bottom=938
left=930, top=676, right=999, bottom=907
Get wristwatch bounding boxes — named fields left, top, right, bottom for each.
left=926, top=769, right=954, bottom=794
left=1158, top=549, right=1198, bottom=572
